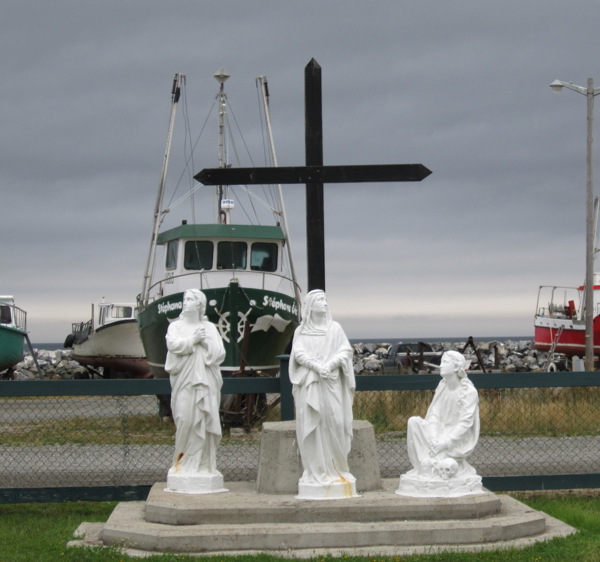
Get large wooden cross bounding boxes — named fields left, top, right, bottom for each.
left=194, top=59, right=431, bottom=292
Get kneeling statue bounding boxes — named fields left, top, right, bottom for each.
left=396, top=350, right=483, bottom=497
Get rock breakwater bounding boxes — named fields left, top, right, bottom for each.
left=10, top=349, right=89, bottom=380
left=8, top=339, right=557, bottom=380
left=352, top=339, right=554, bottom=374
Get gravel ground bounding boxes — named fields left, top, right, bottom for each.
left=2, top=435, right=599, bottom=488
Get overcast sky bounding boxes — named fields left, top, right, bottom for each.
left=2, top=1, right=600, bottom=342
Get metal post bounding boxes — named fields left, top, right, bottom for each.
left=305, top=59, right=326, bottom=292
left=278, top=355, right=294, bottom=421
left=586, top=78, right=595, bottom=371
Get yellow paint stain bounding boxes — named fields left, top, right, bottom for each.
left=338, top=475, right=353, bottom=497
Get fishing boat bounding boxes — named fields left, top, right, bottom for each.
left=65, top=299, right=150, bottom=378
left=533, top=281, right=600, bottom=356
left=0, top=296, right=27, bottom=376
left=534, top=194, right=600, bottom=358
left=138, top=70, right=301, bottom=379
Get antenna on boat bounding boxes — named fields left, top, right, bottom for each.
left=257, top=76, right=302, bottom=315
left=214, top=68, right=233, bottom=225
left=140, top=73, right=185, bottom=307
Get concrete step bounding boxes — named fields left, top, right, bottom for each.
left=145, top=480, right=501, bottom=525
left=102, top=495, right=547, bottom=553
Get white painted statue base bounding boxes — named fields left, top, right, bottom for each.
left=296, top=478, right=360, bottom=501
left=164, top=470, right=228, bottom=495
left=396, top=474, right=484, bottom=498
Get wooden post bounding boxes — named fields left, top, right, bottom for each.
left=278, top=355, right=294, bottom=420
left=305, top=58, right=325, bottom=292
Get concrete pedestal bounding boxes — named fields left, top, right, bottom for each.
left=256, top=420, right=381, bottom=495
left=396, top=474, right=484, bottom=498
left=297, top=478, right=359, bottom=500
left=165, top=469, right=228, bottom=495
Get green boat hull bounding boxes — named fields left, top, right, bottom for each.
left=138, top=281, right=298, bottom=378
left=0, top=325, right=25, bottom=371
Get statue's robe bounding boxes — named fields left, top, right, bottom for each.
left=165, top=319, right=225, bottom=474
left=290, top=321, right=355, bottom=485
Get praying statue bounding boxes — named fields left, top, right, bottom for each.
left=164, top=288, right=228, bottom=494
left=396, top=350, right=484, bottom=497
left=289, top=290, right=358, bottom=500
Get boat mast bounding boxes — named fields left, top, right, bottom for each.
left=140, top=73, right=185, bottom=307
left=257, top=76, right=302, bottom=315
left=214, top=68, right=232, bottom=224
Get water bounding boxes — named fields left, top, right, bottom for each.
left=29, top=343, right=67, bottom=352
left=349, top=336, right=532, bottom=345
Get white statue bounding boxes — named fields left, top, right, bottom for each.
left=396, top=350, right=484, bottom=497
left=289, top=290, right=358, bottom=500
left=164, top=289, right=228, bottom=494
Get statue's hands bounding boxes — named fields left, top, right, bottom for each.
left=429, top=437, right=449, bottom=456
left=324, top=361, right=340, bottom=380
left=319, top=367, right=331, bottom=379
left=192, top=327, right=206, bottom=344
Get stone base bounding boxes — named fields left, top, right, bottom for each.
left=256, top=420, right=381, bottom=494
left=165, top=470, right=228, bottom=495
left=296, top=478, right=360, bottom=501
left=82, top=482, right=576, bottom=555
left=396, top=474, right=484, bottom=498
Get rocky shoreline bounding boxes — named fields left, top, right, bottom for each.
left=10, top=349, right=89, bottom=380
left=8, top=338, right=557, bottom=381
left=352, top=339, right=556, bottom=374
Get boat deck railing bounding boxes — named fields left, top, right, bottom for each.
left=535, top=285, right=582, bottom=319
left=71, top=320, right=93, bottom=338
left=147, top=269, right=301, bottom=300
left=0, top=304, right=27, bottom=332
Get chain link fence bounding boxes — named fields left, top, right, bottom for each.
left=1, top=378, right=598, bottom=493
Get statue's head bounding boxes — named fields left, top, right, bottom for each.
left=304, top=290, right=328, bottom=316
left=440, top=350, right=468, bottom=379
left=182, top=289, right=206, bottom=316
left=299, top=290, right=332, bottom=334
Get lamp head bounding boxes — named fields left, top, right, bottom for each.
left=214, top=68, right=230, bottom=86
left=550, top=80, right=564, bottom=93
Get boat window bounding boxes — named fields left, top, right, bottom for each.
left=184, top=241, right=214, bottom=270
left=217, top=241, right=247, bottom=270
left=251, top=242, right=278, bottom=272
left=166, top=240, right=178, bottom=270
left=111, top=306, right=133, bottom=319
left=0, top=305, right=11, bottom=324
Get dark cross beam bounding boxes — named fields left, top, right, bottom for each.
left=194, top=59, right=432, bottom=293
left=194, top=164, right=431, bottom=186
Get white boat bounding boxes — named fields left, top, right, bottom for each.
left=65, top=300, right=150, bottom=378
left=138, top=70, right=301, bottom=382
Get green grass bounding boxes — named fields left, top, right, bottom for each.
left=0, top=414, right=176, bottom=446
left=1, top=495, right=600, bottom=562
left=1, top=387, right=599, bottom=447
left=353, top=387, right=600, bottom=437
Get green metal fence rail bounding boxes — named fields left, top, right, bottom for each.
left=1, top=356, right=599, bottom=503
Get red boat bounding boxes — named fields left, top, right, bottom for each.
left=534, top=282, right=600, bottom=356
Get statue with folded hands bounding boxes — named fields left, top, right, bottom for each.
left=289, top=290, right=358, bottom=500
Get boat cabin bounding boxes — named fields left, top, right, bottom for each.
left=153, top=224, right=290, bottom=297
left=0, top=296, right=26, bottom=332
left=0, top=296, right=16, bottom=327
left=97, top=303, right=138, bottom=328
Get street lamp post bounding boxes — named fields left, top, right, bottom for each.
left=551, top=78, right=600, bottom=371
